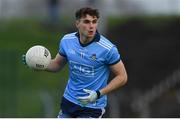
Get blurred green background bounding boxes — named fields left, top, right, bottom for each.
left=0, top=19, right=69, bottom=117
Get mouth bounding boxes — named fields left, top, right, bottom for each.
left=88, top=31, right=94, bottom=35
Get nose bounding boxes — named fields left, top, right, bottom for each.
left=89, top=22, right=94, bottom=28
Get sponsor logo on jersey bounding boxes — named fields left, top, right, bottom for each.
left=70, top=61, right=94, bottom=77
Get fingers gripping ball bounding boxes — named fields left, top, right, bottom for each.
left=25, top=45, right=51, bottom=70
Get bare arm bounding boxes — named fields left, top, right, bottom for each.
left=100, top=60, right=128, bottom=95
left=46, top=53, right=67, bottom=72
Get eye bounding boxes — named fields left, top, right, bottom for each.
left=83, top=20, right=90, bottom=24
left=92, top=20, right=97, bottom=24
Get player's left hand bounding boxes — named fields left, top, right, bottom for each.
left=21, top=54, right=41, bottom=71
left=22, top=54, right=27, bottom=65
left=78, top=89, right=100, bottom=105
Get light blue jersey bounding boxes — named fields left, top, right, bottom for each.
left=59, top=32, right=121, bottom=109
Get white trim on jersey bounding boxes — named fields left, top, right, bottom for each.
left=97, top=42, right=111, bottom=50
left=97, top=39, right=113, bottom=51
left=100, top=39, right=113, bottom=48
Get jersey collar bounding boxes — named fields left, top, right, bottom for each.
left=75, top=31, right=100, bottom=47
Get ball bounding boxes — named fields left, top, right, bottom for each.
left=25, top=45, right=51, bottom=70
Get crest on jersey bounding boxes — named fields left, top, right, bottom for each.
left=91, top=54, right=96, bottom=61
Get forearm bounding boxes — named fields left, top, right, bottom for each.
left=46, top=59, right=62, bottom=72
left=46, top=54, right=67, bottom=72
left=100, top=74, right=127, bottom=96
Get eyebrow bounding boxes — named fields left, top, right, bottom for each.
left=83, top=19, right=97, bottom=23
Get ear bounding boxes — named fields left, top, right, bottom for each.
left=75, top=20, right=80, bottom=28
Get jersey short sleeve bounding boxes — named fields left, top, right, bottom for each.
left=105, top=46, right=121, bottom=65
left=59, top=38, right=66, bottom=57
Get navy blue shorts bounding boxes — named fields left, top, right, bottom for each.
left=58, top=97, right=105, bottom=118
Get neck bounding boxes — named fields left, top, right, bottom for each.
left=80, top=35, right=94, bottom=45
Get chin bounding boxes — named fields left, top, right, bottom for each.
left=88, top=34, right=95, bottom=38
left=87, top=35, right=94, bottom=39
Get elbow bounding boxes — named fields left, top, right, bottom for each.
left=122, top=73, right=128, bottom=86
left=124, top=74, right=128, bottom=85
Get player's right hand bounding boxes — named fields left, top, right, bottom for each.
left=22, top=54, right=27, bottom=65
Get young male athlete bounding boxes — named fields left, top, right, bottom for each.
left=23, top=7, right=127, bottom=118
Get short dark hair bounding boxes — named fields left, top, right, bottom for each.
left=75, top=7, right=99, bottom=20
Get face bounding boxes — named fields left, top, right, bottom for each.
left=76, top=14, right=98, bottom=39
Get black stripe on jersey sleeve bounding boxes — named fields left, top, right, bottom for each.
left=108, top=58, right=121, bottom=66
left=59, top=52, right=66, bottom=57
